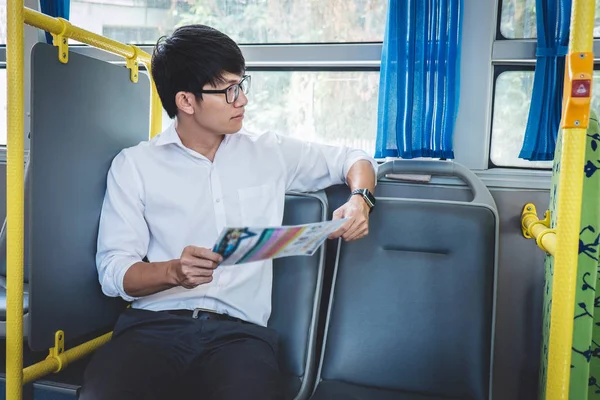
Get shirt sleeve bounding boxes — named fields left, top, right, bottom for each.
left=271, top=132, right=378, bottom=193
left=96, top=149, right=149, bottom=302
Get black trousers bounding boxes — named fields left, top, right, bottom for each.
left=78, top=308, right=284, bottom=400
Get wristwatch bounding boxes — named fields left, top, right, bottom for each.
left=349, top=189, right=376, bottom=213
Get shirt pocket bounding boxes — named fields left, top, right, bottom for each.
left=238, top=184, right=278, bottom=227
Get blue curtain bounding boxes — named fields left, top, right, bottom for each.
left=519, top=0, right=572, bottom=161
left=40, top=0, right=70, bottom=44
left=375, top=0, right=462, bottom=159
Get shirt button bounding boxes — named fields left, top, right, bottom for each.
left=215, top=198, right=220, bottom=203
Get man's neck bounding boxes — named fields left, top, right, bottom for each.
left=175, top=119, right=224, bottom=162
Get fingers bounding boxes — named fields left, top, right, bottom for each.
left=184, top=257, right=220, bottom=269
left=344, top=221, right=369, bottom=241
left=328, top=218, right=356, bottom=240
left=188, top=246, right=223, bottom=264
left=177, top=265, right=215, bottom=289
left=180, top=275, right=213, bottom=290
left=329, top=201, right=370, bottom=241
left=176, top=246, right=224, bottom=289
left=177, top=260, right=215, bottom=289
left=181, top=246, right=222, bottom=267
left=332, top=207, right=344, bottom=220
left=339, top=216, right=367, bottom=241
left=187, top=267, right=214, bottom=277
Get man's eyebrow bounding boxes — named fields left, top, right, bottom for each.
left=211, top=77, right=243, bottom=88
left=225, top=79, right=241, bottom=84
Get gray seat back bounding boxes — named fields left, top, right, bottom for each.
left=26, top=42, right=150, bottom=351
left=269, top=192, right=328, bottom=400
left=317, top=160, right=498, bottom=400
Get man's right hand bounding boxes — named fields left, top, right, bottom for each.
left=169, top=246, right=223, bottom=289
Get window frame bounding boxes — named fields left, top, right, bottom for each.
left=0, top=0, right=562, bottom=188
left=491, top=0, right=600, bottom=171
left=488, top=64, right=543, bottom=170
left=67, top=0, right=496, bottom=173
left=1, top=0, right=552, bottom=180
left=69, top=43, right=384, bottom=69
left=495, top=0, right=508, bottom=40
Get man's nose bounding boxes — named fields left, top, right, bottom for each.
left=235, top=90, right=248, bottom=107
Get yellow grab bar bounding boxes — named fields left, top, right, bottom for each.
left=23, top=7, right=163, bottom=138
left=24, top=8, right=145, bottom=63
left=521, top=204, right=556, bottom=256
left=545, top=0, right=595, bottom=398
left=6, top=0, right=25, bottom=397
left=22, top=332, right=112, bottom=384
left=6, top=7, right=165, bottom=399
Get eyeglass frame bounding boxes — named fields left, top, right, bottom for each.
left=198, top=75, right=251, bottom=104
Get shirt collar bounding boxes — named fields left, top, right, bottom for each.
left=153, top=120, right=235, bottom=155
left=154, top=122, right=181, bottom=147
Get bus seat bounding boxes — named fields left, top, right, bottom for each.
left=269, top=192, right=328, bottom=400
left=311, top=160, right=498, bottom=400
left=22, top=42, right=149, bottom=351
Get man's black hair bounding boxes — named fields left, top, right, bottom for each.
left=151, top=25, right=246, bottom=119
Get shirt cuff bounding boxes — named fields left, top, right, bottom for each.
left=101, top=256, right=141, bottom=302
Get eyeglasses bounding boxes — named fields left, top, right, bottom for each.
left=200, top=75, right=251, bottom=104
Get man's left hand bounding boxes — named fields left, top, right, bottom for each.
left=328, top=195, right=371, bottom=242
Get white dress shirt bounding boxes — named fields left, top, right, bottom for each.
left=96, top=123, right=377, bottom=326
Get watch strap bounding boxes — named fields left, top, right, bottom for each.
left=350, top=188, right=376, bottom=210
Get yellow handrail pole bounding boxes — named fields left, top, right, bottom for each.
left=23, top=8, right=148, bottom=64
left=545, top=0, right=595, bottom=398
left=22, top=332, right=112, bottom=384
left=146, top=65, right=163, bottom=138
left=6, top=0, right=25, bottom=397
left=3, top=9, right=163, bottom=390
left=521, top=205, right=556, bottom=256
left=23, top=7, right=162, bottom=137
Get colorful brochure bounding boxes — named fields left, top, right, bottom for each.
left=212, top=219, right=347, bottom=266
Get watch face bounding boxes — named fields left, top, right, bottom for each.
left=360, top=190, right=375, bottom=207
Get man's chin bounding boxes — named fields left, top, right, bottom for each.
left=224, top=122, right=243, bottom=134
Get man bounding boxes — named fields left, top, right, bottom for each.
left=79, top=24, right=377, bottom=400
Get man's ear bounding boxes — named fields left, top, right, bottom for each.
left=175, top=92, right=197, bottom=116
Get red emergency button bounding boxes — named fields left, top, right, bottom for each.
left=572, top=79, right=591, bottom=97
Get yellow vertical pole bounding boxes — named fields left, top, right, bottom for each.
left=545, top=0, right=595, bottom=398
left=143, top=62, right=162, bottom=139
left=6, top=0, right=25, bottom=397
